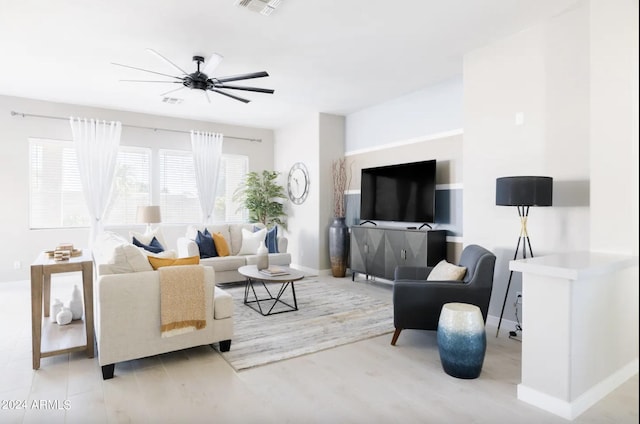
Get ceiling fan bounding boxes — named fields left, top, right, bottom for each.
left=112, top=48, right=274, bottom=104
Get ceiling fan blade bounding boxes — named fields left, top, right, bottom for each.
left=160, top=86, right=187, bottom=97
left=120, top=79, right=181, bottom=83
left=146, top=48, right=189, bottom=76
left=204, top=91, right=211, bottom=104
left=210, top=88, right=250, bottom=103
left=203, top=53, right=224, bottom=76
left=214, top=71, right=269, bottom=83
left=213, top=84, right=274, bottom=94
left=112, top=62, right=181, bottom=80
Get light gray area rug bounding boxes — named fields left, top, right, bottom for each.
left=219, top=278, right=394, bottom=371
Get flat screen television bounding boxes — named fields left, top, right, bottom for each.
left=360, top=159, right=436, bottom=224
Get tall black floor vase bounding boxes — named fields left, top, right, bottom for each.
left=329, top=217, right=349, bottom=277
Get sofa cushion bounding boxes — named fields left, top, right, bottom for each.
left=108, top=243, right=154, bottom=273
left=211, top=232, right=230, bottom=257
left=196, top=229, right=218, bottom=259
left=132, top=236, right=164, bottom=254
left=246, top=252, right=291, bottom=267
left=238, top=228, right=267, bottom=255
left=200, top=255, right=246, bottom=272
left=213, top=287, right=233, bottom=320
left=148, top=255, right=200, bottom=270
left=427, top=260, right=467, bottom=281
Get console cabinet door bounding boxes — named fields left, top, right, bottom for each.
left=350, top=227, right=384, bottom=278
left=384, top=229, right=428, bottom=278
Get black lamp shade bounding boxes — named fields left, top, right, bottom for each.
left=496, top=176, right=553, bottom=206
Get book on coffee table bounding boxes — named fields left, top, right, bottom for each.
left=259, top=266, right=289, bottom=276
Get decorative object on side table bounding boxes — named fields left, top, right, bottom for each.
left=329, top=158, right=351, bottom=277
left=494, top=176, right=553, bottom=338
left=69, top=284, right=83, bottom=320
left=437, top=302, right=486, bottom=379
left=50, top=298, right=63, bottom=322
left=47, top=243, right=82, bottom=261
left=56, top=307, right=73, bottom=325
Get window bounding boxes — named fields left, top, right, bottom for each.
left=29, top=138, right=90, bottom=228
left=104, top=147, right=151, bottom=225
left=214, top=154, right=249, bottom=223
left=159, top=149, right=200, bottom=224
left=159, top=150, right=248, bottom=224
left=29, top=140, right=248, bottom=228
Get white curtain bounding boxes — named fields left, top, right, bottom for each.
left=69, top=117, right=122, bottom=245
left=191, top=131, right=224, bottom=224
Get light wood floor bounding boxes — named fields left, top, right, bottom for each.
left=0, top=274, right=637, bottom=423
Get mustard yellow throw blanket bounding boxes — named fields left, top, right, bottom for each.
left=159, top=264, right=206, bottom=338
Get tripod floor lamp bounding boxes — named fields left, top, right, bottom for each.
left=495, top=176, right=553, bottom=337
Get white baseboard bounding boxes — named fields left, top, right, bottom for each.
left=517, top=358, right=639, bottom=420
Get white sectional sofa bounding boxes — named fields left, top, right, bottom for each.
left=95, top=264, right=233, bottom=379
left=92, top=230, right=237, bottom=379
left=177, top=223, right=291, bottom=284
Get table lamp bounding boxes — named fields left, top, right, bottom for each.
left=495, top=176, right=552, bottom=337
left=136, top=205, right=161, bottom=232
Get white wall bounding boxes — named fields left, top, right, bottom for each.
left=0, top=95, right=274, bottom=282
left=274, top=113, right=345, bottom=274
left=589, top=0, right=639, bottom=255
left=463, top=2, right=591, bottom=320
left=345, top=77, right=463, bottom=152
left=274, top=115, right=321, bottom=272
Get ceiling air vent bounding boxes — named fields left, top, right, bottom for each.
left=234, top=0, right=282, bottom=16
left=162, top=97, right=183, bottom=105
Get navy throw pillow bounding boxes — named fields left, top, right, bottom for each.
left=196, top=229, right=217, bottom=259
left=132, top=236, right=164, bottom=254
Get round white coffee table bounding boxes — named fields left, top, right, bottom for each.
left=238, top=265, right=305, bottom=316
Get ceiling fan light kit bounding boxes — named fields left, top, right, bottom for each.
left=113, top=49, right=274, bottom=104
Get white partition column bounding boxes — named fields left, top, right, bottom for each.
left=510, top=252, right=638, bottom=420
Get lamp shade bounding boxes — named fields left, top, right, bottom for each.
left=496, top=176, right=553, bottom=206
left=136, top=205, right=161, bottom=224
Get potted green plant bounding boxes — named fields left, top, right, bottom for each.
left=233, top=170, right=287, bottom=229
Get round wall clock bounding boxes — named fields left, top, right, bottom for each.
left=287, top=162, right=310, bottom=205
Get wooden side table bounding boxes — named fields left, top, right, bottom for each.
left=30, top=249, right=94, bottom=370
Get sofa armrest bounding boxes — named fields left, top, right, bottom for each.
left=94, top=266, right=216, bottom=366
left=177, top=237, right=200, bottom=258
left=277, top=236, right=288, bottom=253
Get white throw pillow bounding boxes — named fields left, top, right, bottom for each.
left=108, top=243, right=153, bottom=273
left=93, top=231, right=129, bottom=264
left=427, top=260, right=467, bottom=281
left=138, top=248, right=177, bottom=259
left=237, top=228, right=267, bottom=255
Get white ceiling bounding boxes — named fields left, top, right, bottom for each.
left=0, top=0, right=578, bottom=130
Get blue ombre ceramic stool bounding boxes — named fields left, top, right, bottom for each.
left=437, top=302, right=486, bottom=379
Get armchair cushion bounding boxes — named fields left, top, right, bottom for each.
left=427, top=260, right=467, bottom=281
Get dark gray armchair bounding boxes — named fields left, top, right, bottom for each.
left=391, top=244, right=496, bottom=345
